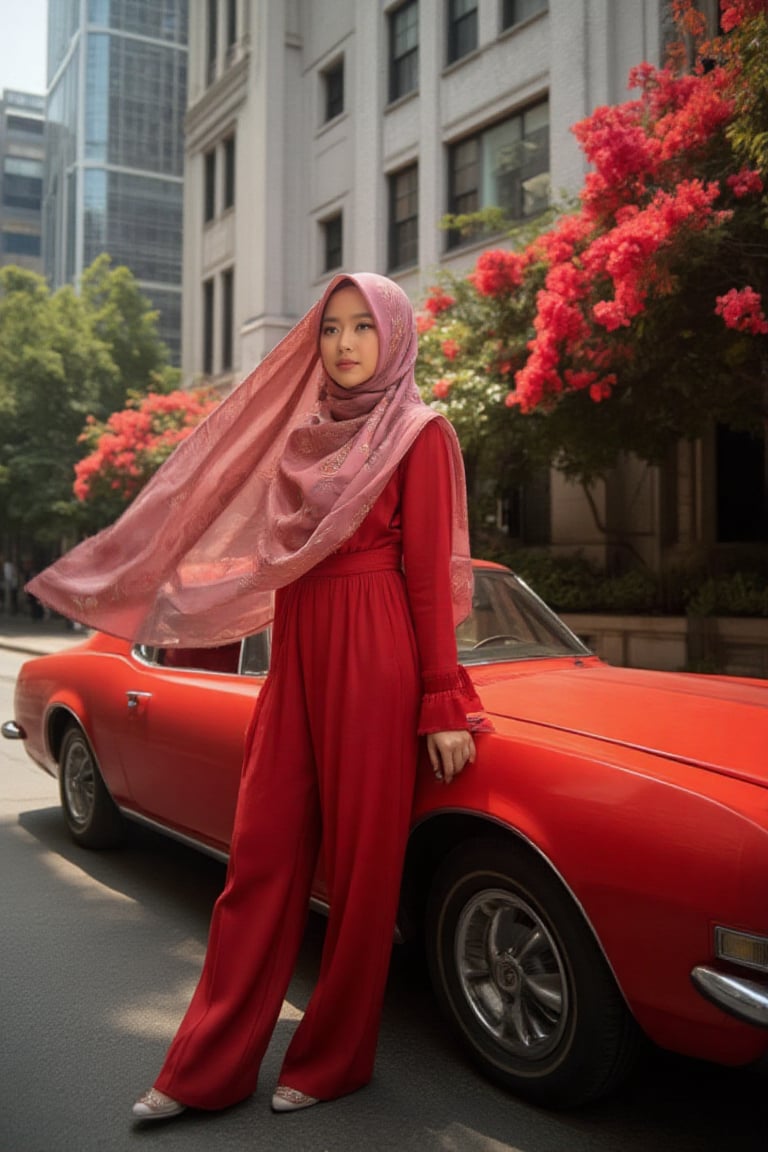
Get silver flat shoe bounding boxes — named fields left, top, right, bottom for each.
left=271, top=1084, right=319, bottom=1112
left=132, top=1087, right=186, bottom=1121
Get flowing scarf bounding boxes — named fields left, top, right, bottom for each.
left=27, top=273, right=473, bottom=646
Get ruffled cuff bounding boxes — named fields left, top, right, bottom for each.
left=417, top=665, right=488, bottom=735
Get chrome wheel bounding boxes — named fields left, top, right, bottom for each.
left=456, top=888, right=567, bottom=1060
left=58, top=724, right=124, bottom=848
left=62, top=732, right=96, bottom=830
left=426, top=837, right=639, bottom=1107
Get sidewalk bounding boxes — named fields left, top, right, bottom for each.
left=0, top=614, right=91, bottom=657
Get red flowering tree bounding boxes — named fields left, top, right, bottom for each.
left=416, top=0, right=768, bottom=490
left=74, top=388, right=218, bottom=528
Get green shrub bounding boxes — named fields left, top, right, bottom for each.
left=476, top=544, right=768, bottom=617
left=687, top=572, right=768, bottom=617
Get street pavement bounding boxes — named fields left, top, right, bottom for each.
left=0, top=613, right=89, bottom=656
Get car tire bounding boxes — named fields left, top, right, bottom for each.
left=59, top=724, right=124, bottom=849
left=426, top=837, right=640, bottom=1108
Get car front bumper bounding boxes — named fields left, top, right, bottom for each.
left=692, top=965, right=768, bottom=1028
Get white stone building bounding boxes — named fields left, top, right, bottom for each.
left=183, top=0, right=663, bottom=381
left=184, top=1, right=759, bottom=567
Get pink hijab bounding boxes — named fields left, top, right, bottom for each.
left=28, top=273, right=473, bottom=646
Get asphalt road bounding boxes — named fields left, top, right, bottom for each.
left=1, top=647, right=766, bottom=1152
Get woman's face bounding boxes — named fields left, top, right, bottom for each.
left=320, top=285, right=380, bottom=389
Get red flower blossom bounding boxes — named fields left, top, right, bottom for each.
left=715, top=287, right=768, bottom=335
left=473, top=249, right=533, bottom=297
left=75, top=389, right=218, bottom=504
left=432, top=378, right=451, bottom=399
left=416, top=313, right=435, bottom=334
left=424, top=289, right=456, bottom=315
left=726, top=167, right=764, bottom=198
left=720, top=0, right=765, bottom=32
left=441, top=339, right=460, bottom=361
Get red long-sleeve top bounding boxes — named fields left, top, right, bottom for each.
left=334, top=419, right=483, bottom=734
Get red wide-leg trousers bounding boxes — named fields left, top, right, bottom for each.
left=154, top=550, right=420, bottom=1108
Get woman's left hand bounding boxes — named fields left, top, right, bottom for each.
left=426, top=730, right=476, bottom=785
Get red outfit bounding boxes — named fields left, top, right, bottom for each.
left=154, top=420, right=481, bottom=1108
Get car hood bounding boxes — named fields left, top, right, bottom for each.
left=472, top=659, right=768, bottom=785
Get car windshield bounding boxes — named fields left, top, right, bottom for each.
left=140, top=568, right=589, bottom=675
left=457, top=568, right=590, bottom=665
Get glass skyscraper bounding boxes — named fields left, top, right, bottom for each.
left=45, top=0, right=188, bottom=361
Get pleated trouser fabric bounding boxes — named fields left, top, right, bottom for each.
left=154, top=546, right=420, bottom=1107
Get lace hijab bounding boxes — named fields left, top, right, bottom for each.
left=28, top=273, right=473, bottom=646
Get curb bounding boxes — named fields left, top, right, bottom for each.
left=0, top=642, right=61, bottom=657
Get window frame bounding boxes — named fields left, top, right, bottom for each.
left=223, top=134, right=235, bottom=209
left=204, top=147, right=216, bottom=222
left=206, top=0, right=218, bottom=84
left=202, top=277, right=215, bottom=375
left=501, top=0, right=548, bottom=31
left=446, top=101, right=550, bottom=249
left=323, top=57, right=344, bottom=122
left=388, top=0, right=419, bottom=104
left=322, top=213, right=343, bottom=273
left=225, top=0, right=237, bottom=61
left=447, top=0, right=478, bottom=65
left=221, top=266, right=234, bottom=373
left=388, top=163, right=419, bottom=272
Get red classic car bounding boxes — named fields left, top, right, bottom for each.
left=5, top=561, right=768, bottom=1108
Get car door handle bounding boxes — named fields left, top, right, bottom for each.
left=126, top=690, right=152, bottom=712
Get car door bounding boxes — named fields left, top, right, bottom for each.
left=114, top=641, right=263, bottom=852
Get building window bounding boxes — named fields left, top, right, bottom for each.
left=447, top=101, right=549, bottom=247
left=323, top=58, right=344, bottom=122
left=2, top=157, right=43, bottom=211
left=221, top=267, right=234, bottom=372
left=203, top=278, right=215, bottom=375
left=323, top=214, right=343, bottom=272
left=502, top=0, right=547, bottom=30
left=206, top=0, right=218, bottom=84
left=389, top=1, right=419, bottom=103
left=1, top=230, right=41, bottom=256
left=223, top=135, right=235, bottom=209
left=447, top=0, right=478, bottom=64
left=388, top=164, right=418, bottom=270
left=226, top=0, right=237, bottom=61
left=6, top=114, right=44, bottom=134
left=204, top=148, right=216, bottom=222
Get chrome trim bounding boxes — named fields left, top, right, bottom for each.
left=2, top=720, right=25, bottom=740
left=120, top=808, right=230, bottom=863
left=691, top=965, right=768, bottom=1028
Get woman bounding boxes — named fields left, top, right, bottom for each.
left=28, top=273, right=483, bottom=1120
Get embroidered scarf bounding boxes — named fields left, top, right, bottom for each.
left=28, top=273, right=473, bottom=646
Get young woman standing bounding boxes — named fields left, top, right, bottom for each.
left=28, top=274, right=483, bottom=1120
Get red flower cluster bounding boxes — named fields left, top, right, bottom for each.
left=505, top=26, right=759, bottom=411
left=424, top=288, right=456, bottom=315
left=714, top=287, right=768, bottom=335
left=726, top=167, right=764, bottom=198
left=720, top=0, right=765, bottom=33
left=416, top=313, right=435, bottom=334
left=432, top=378, right=451, bottom=399
left=75, top=390, right=217, bottom=503
left=472, top=249, right=533, bottom=298
left=441, top=339, right=460, bottom=361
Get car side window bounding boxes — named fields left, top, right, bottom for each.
left=241, top=631, right=270, bottom=677
left=156, top=643, right=242, bottom=675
